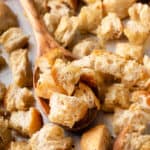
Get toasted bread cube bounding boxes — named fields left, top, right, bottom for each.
left=113, top=128, right=150, bottom=150
left=34, top=0, right=48, bottom=14
left=103, top=0, right=136, bottom=19
left=116, top=42, right=144, bottom=63
left=49, top=93, right=88, bottom=128
left=128, top=3, right=150, bottom=30
left=0, top=117, right=12, bottom=149
left=72, top=37, right=101, bottom=58
left=8, top=141, right=31, bottom=150
left=4, top=84, right=34, bottom=111
left=54, top=16, right=78, bottom=47
left=124, top=20, right=149, bottom=45
left=43, top=13, right=60, bottom=34
left=0, top=2, right=18, bottom=34
left=81, top=125, right=111, bottom=150
left=10, top=49, right=33, bottom=87
left=141, top=141, right=150, bottom=150
left=0, top=28, right=28, bottom=52
left=74, top=82, right=100, bottom=109
left=0, top=55, right=6, bottom=69
left=103, top=83, right=130, bottom=112
left=78, top=1, right=103, bottom=32
left=9, top=107, right=42, bottom=136
left=51, top=58, right=81, bottom=96
left=30, top=124, right=73, bottom=150
left=0, top=81, right=6, bottom=101
left=97, top=13, right=123, bottom=42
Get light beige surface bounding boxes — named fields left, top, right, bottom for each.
left=1, top=1, right=150, bottom=150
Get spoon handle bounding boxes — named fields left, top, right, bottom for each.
left=20, top=0, right=60, bottom=56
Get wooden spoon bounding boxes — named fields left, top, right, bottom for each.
left=20, top=0, right=98, bottom=131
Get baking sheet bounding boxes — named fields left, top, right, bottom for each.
left=1, top=0, right=150, bottom=149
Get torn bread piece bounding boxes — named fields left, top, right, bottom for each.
left=113, top=127, right=150, bottom=150
left=0, top=117, right=12, bottom=150
left=124, top=20, right=149, bottom=45
left=10, top=49, right=33, bottom=87
left=8, top=141, right=32, bottom=150
left=128, top=3, right=150, bottom=30
left=78, top=1, right=103, bottom=32
left=97, top=13, right=123, bottom=43
left=102, top=83, right=130, bottom=112
left=51, top=58, right=81, bottom=96
left=116, top=42, right=144, bottom=63
left=54, top=16, right=78, bottom=47
left=103, top=0, right=137, bottom=19
left=113, top=91, right=150, bottom=135
left=81, top=125, right=111, bottom=150
left=9, top=107, right=42, bottom=137
left=48, top=93, right=88, bottom=128
left=0, top=1, right=18, bottom=34
left=4, top=84, right=34, bottom=111
left=0, top=81, right=6, bottom=101
left=30, top=124, right=73, bottom=150
left=72, top=37, right=101, bottom=58
left=0, top=28, right=28, bottom=53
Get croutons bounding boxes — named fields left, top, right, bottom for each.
left=48, top=93, right=88, bottom=128
left=0, top=117, right=12, bottom=149
left=0, top=28, right=28, bottom=53
left=51, top=58, right=81, bottom=96
left=113, top=91, right=150, bottom=135
left=30, top=124, right=73, bottom=150
left=124, top=20, right=149, bottom=45
left=4, top=84, right=34, bottom=111
left=43, top=13, right=60, bottom=34
left=97, top=13, right=123, bottom=42
left=0, top=1, right=18, bottom=34
left=9, top=107, right=42, bottom=136
left=10, top=49, right=33, bottom=87
left=0, top=81, right=6, bottom=101
left=80, top=125, right=111, bottom=150
left=54, top=16, right=78, bottom=47
left=128, top=3, right=150, bottom=30
left=74, top=82, right=100, bottom=109
left=102, top=83, right=130, bottom=112
left=8, top=141, right=32, bottom=150
left=72, top=37, right=101, bottom=58
left=113, top=127, right=150, bottom=150
left=78, top=1, right=103, bottom=32
left=103, top=0, right=137, bottom=19
left=116, top=42, right=144, bottom=63
left=143, top=55, right=150, bottom=75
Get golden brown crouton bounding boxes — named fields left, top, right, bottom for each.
left=48, top=93, right=88, bottom=128
left=10, top=49, right=33, bottom=87
left=103, top=83, right=130, bottom=112
left=9, top=107, right=42, bottom=137
left=124, top=20, right=149, bottom=45
left=0, top=28, right=28, bottom=53
left=103, top=0, right=137, bottom=19
left=74, top=82, right=100, bottom=109
left=4, top=84, right=34, bottom=111
left=116, top=42, right=144, bottom=63
left=97, top=13, right=123, bottom=42
left=81, top=125, right=111, bottom=150
left=78, top=1, right=103, bottom=32
left=8, top=141, right=32, bottom=150
left=0, top=81, right=6, bottom=101
left=0, top=117, right=12, bottom=149
left=54, top=16, right=78, bottom=47
left=128, top=3, right=150, bottom=30
left=0, top=2, right=18, bottom=34
left=30, top=124, right=73, bottom=150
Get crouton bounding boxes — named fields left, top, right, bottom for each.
left=0, top=81, right=6, bottom=101
left=34, top=0, right=48, bottom=14
left=0, top=55, right=6, bottom=69
left=8, top=141, right=31, bottom=150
